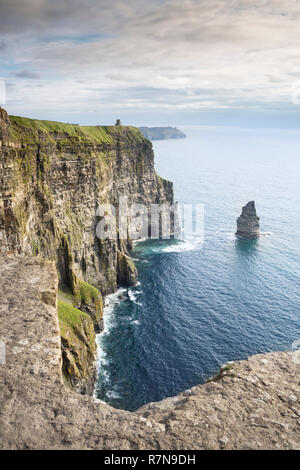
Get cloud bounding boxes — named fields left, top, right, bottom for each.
left=14, top=70, right=41, bottom=79
left=1, top=0, right=300, bottom=119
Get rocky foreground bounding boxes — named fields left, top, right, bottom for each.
left=0, top=256, right=299, bottom=450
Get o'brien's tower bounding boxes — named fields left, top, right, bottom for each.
left=236, top=201, right=260, bottom=239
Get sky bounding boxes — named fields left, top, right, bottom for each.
left=1, top=0, right=300, bottom=127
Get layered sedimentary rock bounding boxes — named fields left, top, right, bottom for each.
left=0, top=107, right=9, bottom=141
left=139, top=126, right=186, bottom=140
left=0, top=257, right=299, bottom=450
left=0, top=107, right=174, bottom=392
left=0, top=108, right=173, bottom=293
left=236, top=201, right=260, bottom=238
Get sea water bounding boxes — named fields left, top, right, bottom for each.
left=95, top=125, right=300, bottom=411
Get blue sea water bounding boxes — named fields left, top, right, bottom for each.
left=95, top=125, right=300, bottom=411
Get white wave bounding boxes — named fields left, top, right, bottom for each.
left=128, top=289, right=143, bottom=306
left=154, top=239, right=203, bottom=253
left=99, top=368, right=111, bottom=385
left=102, top=287, right=127, bottom=328
left=260, top=231, right=273, bottom=236
left=106, top=390, right=121, bottom=400
left=94, top=286, right=128, bottom=397
left=132, top=237, right=148, bottom=246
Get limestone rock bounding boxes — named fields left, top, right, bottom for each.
left=0, top=108, right=176, bottom=394
left=236, top=201, right=260, bottom=238
left=117, top=249, right=138, bottom=286
left=0, top=107, right=9, bottom=141
left=58, top=299, right=97, bottom=395
left=0, top=257, right=299, bottom=450
left=0, top=108, right=174, bottom=296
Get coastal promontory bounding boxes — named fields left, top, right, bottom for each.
left=139, top=126, right=186, bottom=141
left=0, top=107, right=174, bottom=393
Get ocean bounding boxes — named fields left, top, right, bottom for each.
left=95, top=125, right=300, bottom=411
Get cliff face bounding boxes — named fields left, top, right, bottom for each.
left=0, top=107, right=174, bottom=392
left=0, top=257, right=299, bottom=450
left=139, top=126, right=186, bottom=140
left=0, top=108, right=173, bottom=294
left=236, top=201, right=260, bottom=238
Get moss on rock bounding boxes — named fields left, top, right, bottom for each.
left=59, top=280, right=103, bottom=333
left=117, top=249, right=138, bottom=287
left=76, top=280, right=103, bottom=333
left=58, top=299, right=96, bottom=395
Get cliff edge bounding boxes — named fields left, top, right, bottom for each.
left=0, top=108, right=174, bottom=392
left=0, top=257, right=299, bottom=450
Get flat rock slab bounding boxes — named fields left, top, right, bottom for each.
left=0, top=257, right=299, bottom=449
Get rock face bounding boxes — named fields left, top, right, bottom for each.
left=236, top=201, right=260, bottom=238
left=0, top=107, right=9, bottom=141
left=0, top=109, right=174, bottom=392
left=117, top=249, right=138, bottom=286
left=58, top=299, right=97, bottom=395
left=0, top=257, right=299, bottom=450
left=139, top=126, right=186, bottom=141
left=0, top=109, right=173, bottom=294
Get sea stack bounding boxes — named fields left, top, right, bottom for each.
left=236, top=201, right=260, bottom=238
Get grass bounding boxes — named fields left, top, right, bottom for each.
left=59, top=281, right=102, bottom=309
left=78, top=280, right=102, bottom=305
left=58, top=288, right=74, bottom=305
left=57, top=299, right=90, bottom=336
left=8, top=115, right=146, bottom=147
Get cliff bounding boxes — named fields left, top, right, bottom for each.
left=139, top=126, right=186, bottom=141
left=0, top=107, right=174, bottom=392
left=236, top=201, right=260, bottom=238
left=0, top=256, right=299, bottom=450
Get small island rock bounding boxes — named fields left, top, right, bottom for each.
left=236, top=201, right=260, bottom=238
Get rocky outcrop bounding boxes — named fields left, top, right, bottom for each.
left=139, top=126, right=186, bottom=141
left=117, top=249, right=138, bottom=286
left=0, top=108, right=174, bottom=392
left=0, top=107, right=9, bottom=141
left=0, top=257, right=299, bottom=450
left=58, top=299, right=97, bottom=395
left=0, top=108, right=173, bottom=295
left=236, top=201, right=260, bottom=238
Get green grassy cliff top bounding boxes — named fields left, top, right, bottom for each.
left=8, top=114, right=146, bottom=146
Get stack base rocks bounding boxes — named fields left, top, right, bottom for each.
left=236, top=201, right=260, bottom=239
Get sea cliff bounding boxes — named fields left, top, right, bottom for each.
left=0, top=107, right=174, bottom=392
left=0, top=256, right=298, bottom=449
left=139, top=126, right=186, bottom=140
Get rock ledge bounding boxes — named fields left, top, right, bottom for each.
left=0, top=257, right=299, bottom=450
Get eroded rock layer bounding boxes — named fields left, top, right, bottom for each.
left=236, top=201, right=260, bottom=238
left=0, top=257, right=299, bottom=450
left=0, top=108, right=174, bottom=391
left=0, top=108, right=173, bottom=294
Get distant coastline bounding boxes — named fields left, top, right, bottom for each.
left=139, top=126, right=186, bottom=141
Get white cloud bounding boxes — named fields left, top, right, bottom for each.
left=1, top=0, right=300, bottom=117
